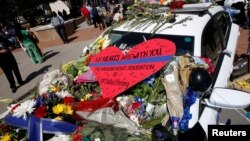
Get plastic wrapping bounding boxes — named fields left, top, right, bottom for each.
left=38, top=69, right=72, bottom=95
left=75, top=98, right=140, bottom=133
left=76, top=108, right=140, bottom=133
left=178, top=55, right=208, bottom=93
left=74, top=70, right=97, bottom=84
left=161, top=61, right=183, bottom=118
left=161, top=61, right=183, bottom=135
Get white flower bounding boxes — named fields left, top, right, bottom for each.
left=12, top=99, right=37, bottom=120
left=7, top=103, right=20, bottom=113
left=56, top=90, right=73, bottom=98
left=39, top=69, right=70, bottom=95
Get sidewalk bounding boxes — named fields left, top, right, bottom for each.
left=236, top=27, right=249, bottom=55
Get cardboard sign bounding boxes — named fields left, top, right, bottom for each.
left=89, top=38, right=176, bottom=98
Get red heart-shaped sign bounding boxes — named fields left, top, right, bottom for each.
left=90, top=38, right=176, bottom=98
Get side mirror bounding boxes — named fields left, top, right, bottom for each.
left=204, top=88, right=250, bottom=109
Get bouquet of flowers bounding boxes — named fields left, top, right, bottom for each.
left=116, top=74, right=168, bottom=130
left=0, top=68, right=103, bottom=141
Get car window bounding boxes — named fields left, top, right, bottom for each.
left=214, top=12, right=231, bottom=48
left=109, top=31, right=194, bottom=56
left=201, top=18, right=223, bottom=69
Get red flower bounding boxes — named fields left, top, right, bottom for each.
left=0, top=124, right=11, bottom=133
left=132, top=102, right=141, bottom=109
left=72, top=133, right=83, bottom=141
left=42, top=93, right=48, bottom=98
left=170, top=1, right=185, bottom=9
left=76, top=126, right=84, bottom=133
left=11, top=103, right=20, bottom=112
left=201, top=57, right=215, bottom=74
left=34, top=105, right=47, bottom=118
left=64, top=96, right=75, bottom=105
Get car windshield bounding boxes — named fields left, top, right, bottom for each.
left=108, top=30, right=194, bottom=56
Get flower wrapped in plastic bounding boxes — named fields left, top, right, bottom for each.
left=61, top=61, right=78, bottom=78
left=115, top=73, right=169, bottom=130
left=88, top=34, right=111, bottom=54
left=39, top=69, right=72, bottom=96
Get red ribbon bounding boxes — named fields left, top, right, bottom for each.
left=74, top=98, right=119, bottom=113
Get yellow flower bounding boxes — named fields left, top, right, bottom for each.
left=96, top=37, right=105, bottom=50
left=97, top=37, right=104, bottom=44
left=80, top=93, right=92, bottom=101
left=50, top=85, right=61, bottom=92
left=1, top=134, right=11, bottom=141
left=52, top=104, right=65, bottom=114
left=63, top=105, right=73, bottom=115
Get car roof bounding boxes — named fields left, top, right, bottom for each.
left=113, top=4, right=225, bottom=37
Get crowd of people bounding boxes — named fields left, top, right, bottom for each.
left=80, top=1, right=127, bottom=30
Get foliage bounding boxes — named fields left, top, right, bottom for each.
left=0, top=0, right=17, bottom=24
left=68, top=82, right=101, bottom=101
left=126, top=74, right=166, bottom=105
left=73, top=122, right=152, bottom=141
left=0, top=121, right=26, bottom=141
left=0, top=0, right=68, bottom=24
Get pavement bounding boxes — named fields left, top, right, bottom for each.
left=0, top=22, right=103, bottom=114
left=0, top=21, right=249, bottom=125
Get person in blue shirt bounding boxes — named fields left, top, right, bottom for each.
left=51, top=11, right=69, bottom=44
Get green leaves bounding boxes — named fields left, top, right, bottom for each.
left=69, top=82, right=101, bottom=101
left=131, top=76, right=166, bottom=105
left=77, top=122, right=152, bottom=141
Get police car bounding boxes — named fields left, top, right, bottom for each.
left=86, top=2, right=250, bottom=141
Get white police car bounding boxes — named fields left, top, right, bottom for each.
left=86, top=2, right=250, bottom=141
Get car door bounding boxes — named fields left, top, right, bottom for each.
left=199, top=12, right=240, bottom=137
left=201, top=12, right=239, bottom=88
left=212, top=12, right=240, bottom=88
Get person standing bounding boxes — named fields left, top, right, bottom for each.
left=105, top=10, right=113, bottom=27
left=224, top=0, right=248, bottom=27
left=51, top=12, right=69, bottom=44
left=0, top=24, right=25, bottom=93
left=86, top=3, right=93, bottom=25
left=109, top=1, right=115, bottom=15
left=17, top=26, right=43, bottom=64
left=92, top=4, right=104, bottom=30
left=113, top=10, right=123, bottom=23
left=81, top=3, right=91, bottom=25
left=62, top=10, right=68, bottom=21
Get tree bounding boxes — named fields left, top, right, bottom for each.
left=0, top=0, right=16, bottom=24
left=0, top=0, right=53, bottom=24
